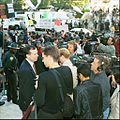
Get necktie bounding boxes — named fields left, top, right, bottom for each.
left=33, top=63, right=37, bottom=74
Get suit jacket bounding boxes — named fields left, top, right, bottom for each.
left=18, top=59, right=36, bottom=111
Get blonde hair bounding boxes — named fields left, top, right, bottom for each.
left=59, top=48, right=70, bottom=58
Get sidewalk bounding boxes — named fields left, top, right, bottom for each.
left=0, top=95, right=22, bottom=119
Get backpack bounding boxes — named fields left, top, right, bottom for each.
left=61, top=94, right=74, bottom=117
left=50, top=69, right=74, bottom=118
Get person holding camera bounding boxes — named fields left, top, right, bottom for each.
left=97, top=36, right=116, bottom=57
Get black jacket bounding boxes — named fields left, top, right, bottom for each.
left=35, top=66, right=73, bottom=118
left=73, top=80, right=103, bottom=119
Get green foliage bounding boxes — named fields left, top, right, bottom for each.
left=0, top=0, right=12, bottom=3
left=31, top=0, right=38, bottom=6
left=50, top=0, right=71, bottom=9
left=76, top=7, right=90, bottom=18
left=13, top=0, right=23, bottom=10
left=0, top=0, right=90, bottom=11
left=38, top=0, right=50, bottom=9
left=75, top=13, right=82, bottom=18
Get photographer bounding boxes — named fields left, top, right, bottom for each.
left=96, top=36, right=116, bottom=57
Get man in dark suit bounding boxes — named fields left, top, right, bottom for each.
left=18, top=45, right=38, bottom=117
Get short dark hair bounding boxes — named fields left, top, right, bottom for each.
left=108, top=36, right=114, bottom=43
left=43, top=45, right=60, bottom=62
left=23, top=45, right=36, bottom=55
left=77, top=62, right=91, bottom=77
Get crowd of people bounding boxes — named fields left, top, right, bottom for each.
left=0, top=6, right=120, bottom=119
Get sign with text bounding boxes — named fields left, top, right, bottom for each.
left=36, top=19, right=53, bottom=29
left=6, top=3, right=15, bottom=18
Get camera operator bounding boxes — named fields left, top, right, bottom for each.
left=96, top=36, right=116, bottom=57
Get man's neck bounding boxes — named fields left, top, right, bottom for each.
left=49, top=62, right=60, bottom=69
left=80, top=77, right=90, bottom=84
left=93, top=70, right=101, bottom=74
left=26, top=58, right=34, bottom=66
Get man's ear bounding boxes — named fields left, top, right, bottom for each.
left=80, top=73, right=84, bottom=78
left=48, top=55, right=52, bottom=59
left=26, top=54, right=29, bottom=58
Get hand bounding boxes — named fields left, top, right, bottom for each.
left=22, top=111, right=26, bottom=116
left=111, top=75, right=117, bottom=88
left=31, top=105, right=35, bottom=112
left=108, top=74, right=112, bottom=80
left=111, top=80, right=117, bottom=88
left=97, top=37, right=100, bottom=43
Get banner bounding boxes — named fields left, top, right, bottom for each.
left=6, top=3, right=15, bottom=18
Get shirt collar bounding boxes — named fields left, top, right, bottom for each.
left=26, top=58, right=34, bottom=68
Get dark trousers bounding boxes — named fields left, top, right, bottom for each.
left=5, top=70, right=17, bottom=103
left=37, top=109, right=63, bottom=119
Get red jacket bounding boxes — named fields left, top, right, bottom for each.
left=114, top=41, right=120, bottom=57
